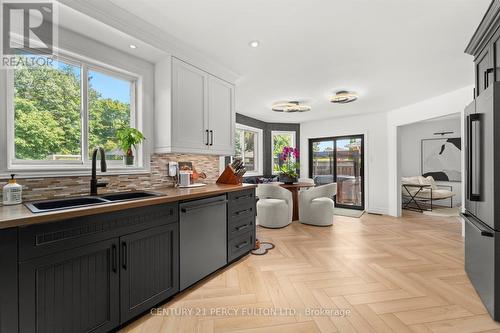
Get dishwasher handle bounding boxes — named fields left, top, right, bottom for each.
left=181, top=199, right=228, bottom=213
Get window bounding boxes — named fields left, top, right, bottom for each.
left=272, top=130, right=296, bottom=173
left=9, top=53, right=138, bottom=168
left=234, top=124, right=263, bottom=176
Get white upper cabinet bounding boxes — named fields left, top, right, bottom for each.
left=207, top=75, right=235, bottom=154
left=171, top=58, right=209, bottom=152
left=155, top=57, right=235, bottom=155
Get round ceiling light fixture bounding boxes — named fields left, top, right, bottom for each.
left=249, top=40, right=260, bottom=48
left=272, top=101, right=311, bottom=113
left=330, top=91, right=358, bottom=104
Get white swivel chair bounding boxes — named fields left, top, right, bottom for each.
left=256, top=184, right=293, bottom=228
left=299, top=178, right=315, bottom=185
left=299, top=183, right=337, bottom=226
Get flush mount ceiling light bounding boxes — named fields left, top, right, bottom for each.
left=249, top=40, right=260, bottom=48
left=272, top=101, right=311, bottom=113
left=330, top=91, right=358, bottom=104
left=129, top=44, right=137, bottom=49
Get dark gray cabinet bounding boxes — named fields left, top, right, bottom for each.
left=120, top=224, right=179, bottom=323
left=466, top=0, right=500, bottom=97
left=227, top=188, right=256, bottom=262
left=5, top=190, right=256, bottom=333
left=0, top=228, right=18, bottom=333
left=19, top=238, right=120, bottom=333
left=475, top=47, right=493, bottom=96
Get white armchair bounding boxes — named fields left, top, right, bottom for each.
left=256, top=184, right=293, bottom=228
left=299, top=183, right=337, bottom=226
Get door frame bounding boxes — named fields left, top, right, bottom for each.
left=308, top=134, right=365, bottom=210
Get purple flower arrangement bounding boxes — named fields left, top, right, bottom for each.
left=278, top=146, right=299, bottom=183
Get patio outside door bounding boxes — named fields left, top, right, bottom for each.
left=309, top=135, right=364, bottom=210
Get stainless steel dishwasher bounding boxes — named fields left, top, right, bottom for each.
left=179, top=195, right=227, bottom=290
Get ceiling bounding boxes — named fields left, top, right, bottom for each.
left=57, top=4, right=166, bottom=63
left=104, top=0, right=490, bottom=122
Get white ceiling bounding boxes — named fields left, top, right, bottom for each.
left=106, top=0, right=489, bottom=122
left=57, top=4, right=166, bottom=63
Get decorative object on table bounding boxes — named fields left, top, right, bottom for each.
left=421, top=138, right=461, bottom=181
left=251, top=240, right=275, bottom=255
left=277, top=146, right=299, bottom=184
left=2, top=174, right=22, bottom=205
left=116, top=127, right=145, bottom=166
left=179, top=172, right=192, bottom=187
left=178, top=161, right=193, bottom=172
left=216, top=158, right=246, bottom=185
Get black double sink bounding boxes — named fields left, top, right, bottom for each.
left=25, top=191, right=162, bottom=213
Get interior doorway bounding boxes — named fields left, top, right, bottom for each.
left=308, top=135, right=365, bottom=210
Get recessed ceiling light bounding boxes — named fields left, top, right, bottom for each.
left=272, top=101, right=311, bottom=113
left=330, top=91, right=358, bottom=104
left=129, top=44, right=137, bottom=49
left=249, top=40, right=260, bottom=48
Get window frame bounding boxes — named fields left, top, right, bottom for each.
left=271, top=130, right=296, bottom=175
left=5, top=50, right=142, bottom=172
left=234, top=123, right=263, bottom=177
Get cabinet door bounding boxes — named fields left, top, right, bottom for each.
left=19, top=239, right=119, bottom=333
left=172, top=58, right=209, bottom=152
left=208, top=75, right=235, bottom=155
left=120, top=224, right=179, bottom=323
left=476, top=47, right=492, bottom=96
left=0, top=228, right=18, bottom=333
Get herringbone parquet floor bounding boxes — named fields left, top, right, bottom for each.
left=120, top=212, right=500, bottom=333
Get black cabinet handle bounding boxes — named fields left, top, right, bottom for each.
left=210, top=130, right=214, bottom=146
left=205, top=130, right=209, bottom=146
left=484, top=68, right=495, bottom=89
left=236, top=241, right=248, bottom=249
left=235, top=208, right=252, bottom=216
left=112, top=244, right=117, bottom=273
left=121, top=242, right=127, bottom=270
left=236, top=224, right=250, bottom=231
left=235, top=194, right=253, bottom=200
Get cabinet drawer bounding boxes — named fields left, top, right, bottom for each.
left=228, top=203, right=255, bottom=221
left=228, top=216, right=255, bottom=240
left=228, top=189, right=255, bottom=205
left=19, top=203, right=178, bottom=261
left=228, top=230, right=254, bottom=262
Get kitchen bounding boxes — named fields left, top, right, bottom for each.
left=0, top=2, right=256, bottom=333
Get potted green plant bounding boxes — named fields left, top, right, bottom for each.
left=116, top=127, right=145, bottom=166
left=278, top=146, right=300, bottom=184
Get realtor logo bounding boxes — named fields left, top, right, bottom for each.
left=1, top=0, right=58, bottom=68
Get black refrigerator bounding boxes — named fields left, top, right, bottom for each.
left=463, top=82, right=500, bottom=321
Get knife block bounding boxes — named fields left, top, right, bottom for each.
left=216, top=165, right=243, bottom=185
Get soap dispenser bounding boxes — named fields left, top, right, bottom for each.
left=3, top=174, right=22, bottom=205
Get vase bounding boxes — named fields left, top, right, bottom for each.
left=124, top=155, right=134, bottom=166
left=279, top=174, right=297, bottom=185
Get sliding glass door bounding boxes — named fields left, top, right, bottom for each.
left=309, top=135, right=364, bottom=210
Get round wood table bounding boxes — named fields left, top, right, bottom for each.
left=279, top=182, right=315, bottom=221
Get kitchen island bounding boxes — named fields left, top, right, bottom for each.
left=0, top=183, right=256, bottom=333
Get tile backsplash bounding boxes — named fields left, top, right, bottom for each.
left=0, top=153, right=221, bottom=202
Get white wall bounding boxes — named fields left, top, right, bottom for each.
left=301, top=85, right=472, bottom=216
left=300, top=112, right=389, bottom=214
left=399, top=116, right=462, bottom=206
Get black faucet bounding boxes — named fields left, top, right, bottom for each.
left=90, top=147, right=108, bottom=196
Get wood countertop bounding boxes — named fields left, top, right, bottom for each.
left=0, top=183, right=257, bottom=229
